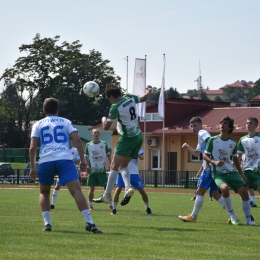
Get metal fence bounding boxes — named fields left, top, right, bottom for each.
left=139, top=170, right=198, bottom=188
left=0, top=169, right=199, bottom=188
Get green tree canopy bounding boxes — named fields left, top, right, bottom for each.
left=199, top=91, right=210, bottom=101
left=247, top=78, right=260, bottom=102
left=0, top=34, right=120, bottom=148
left=222, top=87, right=245, bottom=102
left=165, top=87, right=180, bottom=98
left=147, top=87, right=161, bottom=102
left=186, top=89, right=198, bottom=97
left=214, top=96, right=223, bottom=102
left=0, top=89, right=21, bottom=147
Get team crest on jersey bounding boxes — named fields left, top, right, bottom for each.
left=246, top=147, right=259, bottom=160
left=218, top=149, right=228, bottom=162
left=229, top=144, right=233, bottom=148
left=100, top=145, right=104, bottom=148
left=246, top=147, right=254, bottom=152
left=255, top=140, right=259, bottom=143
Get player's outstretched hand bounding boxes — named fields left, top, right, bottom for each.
left=79, top=161, right=88, bottom=172
left=182, top=143, right=189, bottom=149
left=29, top=169, right=38, bottom=181
left=146, top=85, right=152, bottom=91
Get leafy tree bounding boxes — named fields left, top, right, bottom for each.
left=199, top=91, right=210, bottom=101
left=247, top=78, right=260, bottom=102
left=222, top=87, right=245, bottom=102
left=214, top=96, right=223, bottom=102
left=184, top=89, right=209, bottom=100
left=165, top=87, right=180, bottom=98
left=186, top=89, right=198, bottom=97
left=0, top=95, right=21, bottom=148
left=147, top=87, right=161, bottom=102
left=0, top=34, right=120, bottom=147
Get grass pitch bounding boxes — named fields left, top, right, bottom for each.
left=0, top=188, right=259, bottom=260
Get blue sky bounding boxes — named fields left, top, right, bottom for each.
left=1, top=0, right=260, bottom=94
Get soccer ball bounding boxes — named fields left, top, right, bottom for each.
left=83, top=81, right=99, bottom=98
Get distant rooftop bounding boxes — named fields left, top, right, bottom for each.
left=221, top=80, right=254, bottom=89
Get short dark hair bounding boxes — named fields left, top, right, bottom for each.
left=247, top=117, right=258, bottom=125
left=220, top=115, right=235, bottom=134
left=43, top=98, right=59, bottom=114
left=105, top=84, right=122, bottom=99
left=190, top=116, right=202, bottom=125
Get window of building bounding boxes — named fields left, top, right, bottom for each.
left=140, top=113, right=163, bottom=122
left=190, top=153, right=203, bottom=162
left=151, top=150, right=161, bottom=169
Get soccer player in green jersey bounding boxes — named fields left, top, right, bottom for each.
left=85, top=128, right=112, bottom=210
left=203, top=116, right=256, bottom=225
left=96, top=84, right=152, bottom=206
left=237, top=117, right=260, bottom=207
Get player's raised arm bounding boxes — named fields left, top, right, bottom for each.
left=139, top=85, right=152, bottom=102
left=102, top=116, right=113, bottom=131
left=182, top=143, right=201, bottom=157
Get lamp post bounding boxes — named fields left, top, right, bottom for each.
left=123, top=56, right=128, bottom=92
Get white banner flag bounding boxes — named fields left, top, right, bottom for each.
left=133, top=58, right=146, bottom=118
left=158, top=56, right=166, bottom=119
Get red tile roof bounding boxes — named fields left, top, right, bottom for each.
left=90, top=98, right=259, bottom=137
left=251, top=95, right=260, bottom=102
left=151, top=107, right=260, bottom=135
left=221, top=80, right=254, bottom=89
left=204, top=90, right=223, bottom=95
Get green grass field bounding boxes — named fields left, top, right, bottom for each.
left=11, top=163, right=27, bottom=170
left=0, top=188, right=259, bottom=260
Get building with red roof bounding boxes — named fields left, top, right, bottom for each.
left=92, top=97, right=260, bottom=176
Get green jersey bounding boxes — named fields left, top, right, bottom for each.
left=85, top=141, right=109, bottom=174
left=237, top=133, right=260, bottom=172
left=107, top=94, right=141, bottom=137
left=205, top=135, right=237, bottom=174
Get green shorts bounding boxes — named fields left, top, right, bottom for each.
left=244, top=170, right=260, bottom=189
left=212, top=171, right=245, bottom=193
left=115, top=132, right=143, bottom=159
left=87, top=173, right=107, bottom=187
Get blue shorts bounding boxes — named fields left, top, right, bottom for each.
left=116, top=174, right=144, bottom=189
left=198, top=168, right=218, bottom=191
left=38, top=160, right=79, bottom=186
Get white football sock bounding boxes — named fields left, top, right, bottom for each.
left=42, top=211, right=52, bottom=225
left=82, top=209, right=93, bottom=224
left=113, top=202, right=118, bottom=210
left=218, top=196, right=230, bottom=216
left=191, top=195, right=204, bottom=219
left=217, top=196, right=225, bottom=208
left=242, top=199, right=252, bottom=221
left=104, top=170, right=118, bottom=195
left=120, top=167, right=131, bottom=191
left=145, top=202, right=150, bottom=208
left=51, top=190, right=59, bottom=205
left=223, top=196, right=236, bottom=217
left=251, top=196, right=256, bottom=204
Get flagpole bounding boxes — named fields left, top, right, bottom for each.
left=162, top=54, right=165, bottom=186
left=157, top=54, right=166, bottom=185
left=162, top=56, right=165, bottom=165
left=144, top=55, right=147, bottom=180
left=123, top=56, right=128, bottom=92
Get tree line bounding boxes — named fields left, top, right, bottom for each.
left=1, top=34, right=260, bottom=148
